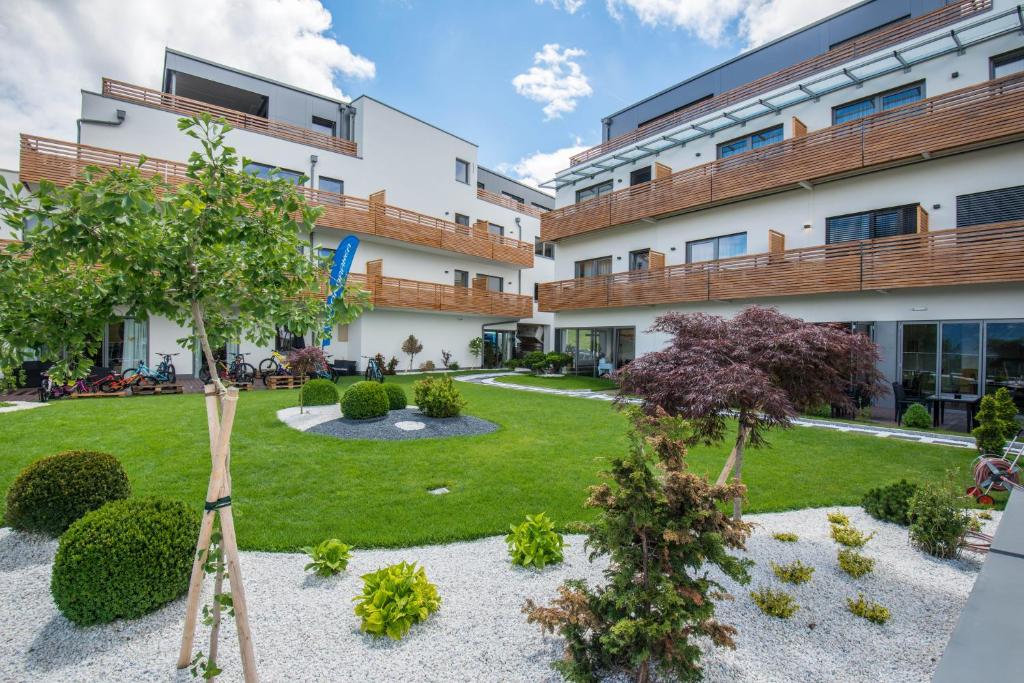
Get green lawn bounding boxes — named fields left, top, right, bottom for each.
left=495, top=373, right=618, bottom=391
left=0, top=374, right=979, bottom=551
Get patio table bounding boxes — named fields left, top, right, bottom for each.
left=927, top=393, right=981, bottom=431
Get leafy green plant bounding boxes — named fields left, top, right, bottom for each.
left=468, top=336, right=484, bottom=364
left=838, top=549, right=875, bottom=578
left=503, top=358, right=521, bottom=370
left=298, top=378, right=339, bottom=406
left=967, top=516, right=982, bottom=532
left=386, top=356, right=399, bottom=375
left=831, top=524, right=876, bottom=548
left=978, top=510, right=993, bottom=521
left=751, top=588, right=799, bottom=618
left=862, top=479, right=918, bottom=526
left=908, top=474, right=971, bottom=559
left=846, top=594, right=890, bottom=624
left=51, top=498, right=197, bottom=625
left=303, top=538, right=353, bottom=577
left=972, top=387, right=1020, bottom=454
left=402, top=334, right=423, bottom=371
left=522, top=350, right=548, bottom=374
left=413, top=375, right=467, bottom=418
left=827, top=511, right=850, bottom=526
left=901, top=403, right=932, bottom=430
left=4, top=450, right=131, bottom=536
left=440, top=350, right=453, bottom=369
left=804, top=403, right=832, bottom=418
left=448, top=361, right=460, bottom=370
left=419, top=360, right=436, bottom=371
left=352, top=562, right=441, bottom=640
left=771, top=560, right=814, bottom=584
left=545, top=351, right=573, bottom=373
left=506, top=512, right=565, bottom=569
left=383, top=383, right=408, bottom=410
left=341, top=381, right=389, bottom=419
left=772, top=532, right=799, bottom=542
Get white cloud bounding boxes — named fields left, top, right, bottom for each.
left=496, top=137, right=592, bottom=189
left=0, top=0, right=375, bottom=169
left=512, top=44, right=593, bottom=120
left=536, top=0, right=586, bottom=13
left=605, top=0, right=860, bottom=48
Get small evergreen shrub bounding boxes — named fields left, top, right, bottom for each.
left=298, top=378, right=339, bottom=406
left=545, top=352, right=572, bottom=373
left=506, top=512, right=565, bottom=569
left=419, top=360, right=436, bottom=371
left=771, top=560, right=814, bottom=584
left=827, top=511, right=850, bottom=526
left=831, top=524, right=875, bottom=548
left=862, top=480, right=918, bottom=526
left=51, top=498, right=197, bottom=626
left=413, top=375, right=467, bottom=418
left=341, top=381, right=389, bottom=419
left=383, top=383, right=408, bottom=410
left=448, top=361, right=460, bottom=370
left=5, top=450, right=131, bottom=536
left=846, top=594, right=890, bottom=624
left=352, top=562, right=441, bottom=640
left=503, top=358, right=520, bottom=370
left=901, top=403, right=932, bottom=429
left=805, top=403, right=832, bottom=418
left=972, top=387, right=1020, bottom=454
left=908, top=476, right=971, bottom=559
left=522, top=350, right=548, bottom=374
left=772, top=532, right=799, bottom=543
left=751, top=588, right=799, bottom=618
left=303, top=539, right=352, bottom=577
left=838, top=549, right=875, bottom=578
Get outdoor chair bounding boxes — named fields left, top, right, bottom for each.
left=892, top=381, right=926, bottom=425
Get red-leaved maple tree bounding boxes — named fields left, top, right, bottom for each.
left=617, top=305, right=884, bottom=519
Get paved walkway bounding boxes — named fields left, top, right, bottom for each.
left=456, top=372, right=976, bottom=450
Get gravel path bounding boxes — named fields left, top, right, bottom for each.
left=0, top=507, right=998, bottom=682
left=302, top=407, right=499, bottom=441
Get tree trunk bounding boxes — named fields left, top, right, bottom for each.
left=731, top=420, right=751, bottom=521
left=191, top=299, right=226, bottom=395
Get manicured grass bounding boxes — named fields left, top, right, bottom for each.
left=495, top=373, right=618, bottom=391
left=0, top=375, right=980, bottom=550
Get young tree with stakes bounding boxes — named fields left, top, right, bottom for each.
left=617, top=306, right=883, bottom=520
left=0, top=114, right=369, bottom=681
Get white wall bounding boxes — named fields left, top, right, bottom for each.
left=352, top=308, right=494, bottom=370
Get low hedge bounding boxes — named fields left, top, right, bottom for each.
left=299, top=378, right=339, bottom=406
left=384, top=383, right=408, bottom=410
left=51, top=498, right=198, bottom=625
left=4, top=450, right=131, bottom=536
left=342, top=381, right=389, bottom=419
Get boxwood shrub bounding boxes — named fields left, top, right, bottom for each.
left=299, top=378, right=339, bottom=406
left=862, top=479, right=918, bottom=526
left=412, top=375, right=467, bottom=418
left=384, top=383, right=408, bottom=410
left=4, top=450, right=131, bottom=536
left=341, top=381, right=389, bottom=419
left=901, top=403, right=932, bottom=430
left=51, top=498, right=198, bottom=626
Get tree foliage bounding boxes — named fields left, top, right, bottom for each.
left=401, top=334, right=423, bottom=370
left=972, top=387, right=1020, bottom=454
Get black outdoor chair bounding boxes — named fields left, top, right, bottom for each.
left=893, top=381, right=926, bottom=425
left=331, top=359, right=357, bottom=377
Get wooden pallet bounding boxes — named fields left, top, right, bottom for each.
left=266, top=375, right=307, bottom=390
left=230, top=382, right=254, bottom=391
left=70, top=390, right=129, bottom=399
left=132, top=384, right=184, bottom=396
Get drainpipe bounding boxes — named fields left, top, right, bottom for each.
left=76, top=109, right=126, bottom=143
left=309, top=154, right=318, bottom=187
left=515, top=217, right=523, bottom=295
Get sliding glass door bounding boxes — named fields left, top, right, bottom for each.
left=940, top=323, right=980, bottom=395
left=901, top=323, right=937, bottom=396
left=900, top=321, right=982, bottom=397
left=556, top=326, right=635, bottom=376
left=985, top=321, right=1024, bottom=409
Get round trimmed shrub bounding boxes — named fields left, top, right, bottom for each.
left=5, top=450, right=131, bottom=536
left=299, top=378, right=339, bottom=406
left=901, top=403, right=932, bottom=430
left=384, top=383, right=408, bottom=410
left=341, top=381, right=389, bottom=419
left=413, top=375, right=467, bottom=418
left=51, top=498, right=198, bottom=625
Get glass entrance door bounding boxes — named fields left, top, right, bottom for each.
left=901, top=323, right=936, bottom=396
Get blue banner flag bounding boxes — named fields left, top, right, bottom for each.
left=322, top=235, right=360, bottom=347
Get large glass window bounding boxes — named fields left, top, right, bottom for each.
left=686, top=233, right=747, bottom=263
left=985, top=321, right=1024, bottom=410
left=992, top=49, right=1024, bottom=79
left=629, top=249, right=650, bottom=271
left=826, top=205, right=918, bottom=244
left=244, top=162, right=303, bottom=185
left=576, top=180, right=613, bottom=203
left=318, top=176, right=343, bottom=195
left=454, top=213, right=470, bottom=226
left=311, top=116, right=336, bottom=136
left=501, top=191, right=524, bottom=204
left=455, top=158, right=470, bottom=184
left=833, top=82, right=924, bottom=125
left=717, top=125, right=783, bottom=159
left=454, top=269, right=469, bottom=288
left=901, top=323, right=937, bottom=396
left=556, top=327, right=636, bottom=376
left=475, top=273, right=503, bottom=292
left=487, top=223, right=504, bottom=237
left=535, top=238, right=555, bottom=258
left=940, top=323, right=981, bottom=395
left=574, top=256, right=612, bottom=278
left=629, top=166, right=652, bottom=185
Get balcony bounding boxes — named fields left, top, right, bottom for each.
left=538, top=221, right=1024, bottom=311
left=543, top=71, right=1024, bottom=241
left=18, top=135, right=534, bottom=267
left=350, top=266, right=533, bottom=318
left=476, top=187, right=543, bottom=218
left=102, top=78, right=358, bottom=158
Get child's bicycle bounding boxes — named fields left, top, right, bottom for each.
left=200, top=353, right=256, bottom=385
left=258, top=350, right=292, bottom=386
left=363, top=355, right=385, bottom=383
left=39, top=372, right=96, bottom=401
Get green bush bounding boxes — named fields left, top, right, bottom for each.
left=750, top=588, right=798, bottom=619
left=4, top=450, right=131, bottom=536
left=506, top=512, right=565, bottom=569
left=862, top=480, right=918, bottom=526
left=419, top=360, right=436, bottom=371
left=838, top=549, right=875, bottom=578
left=448, top=361, right=460, bottom=370
left=504, top=358, right=521, bottom=370
left=909, top=476, right=970, bottom=559
left=51, top=498, right=198, bottom=626
left=303, top=538, right=352, bottom=577
left=412, top=375, right=467, bottom=418
left=972, top=387, right=1020, bottom=454
left=771, top=560, right=814, bottom=585
left=383, top=383, right=408, bottom=410
left=826, top=511, right=850, bottom=526
left=805, top=403, right=832, bottom=418
left=846, top=594, right=890, bottom=624
left=772, top=532, right=798, bottom=542
left=522, top=350, right=548, bottom=373
left=341, top=381, right=389, bottom=420
left=299, top=378, right=339, bottom=406
left=901, top=403, right=932, bottom=429
left=545, top=352, right=573, bottom=373
left=352, top=562, right=441, bottom=640
left=831, top=524, right=875, bottom=548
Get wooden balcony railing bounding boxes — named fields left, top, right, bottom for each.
left=569, top=0, right=992, bottom=166
left=348, top=273, right=533, bottom=318
left=543, top=71, right=1024, bottom=241
left=476, top=187, right=543, bottom=218
left=538, top=221, right=1024, bottom=311
left=102, top=78, right=358, bottom=158
left=18, top=135, right=534, bottom=267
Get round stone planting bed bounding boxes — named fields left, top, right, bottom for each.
left=304, top=407, right=498, bottom=441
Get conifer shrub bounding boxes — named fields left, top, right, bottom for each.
left=846, top=594, right=890, bottom=624
left=908, top=475, right=971, bottom=559
left=861, top=480, right=918, bottom=526
left=771, top=560, right=814, bottom=585
left=751, top=588, right=799, bottom=619
left=837, top=549, right=875, bottom=578
left=972, top=387, right=1020, bottom=454
left=830, top=524, right=875, bottom=548
left=772, top=532, right=799, bottom=543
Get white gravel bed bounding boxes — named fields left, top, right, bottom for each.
left=0, top=507, right=999, bottom=682
left=0, top=400, right=48, bottom=414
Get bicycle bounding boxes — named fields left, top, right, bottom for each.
left=154, top=352, right=179, bottom=384
left=200, top=353, right=256, bottom=385
left=122, top=359, right=174, bottom=386
left=39, top=372, right=95, bottom=401
left=363, top=355, right=385, bottom=383
left=98, top=368, right=147, bottom=393
left=258, top=350, right=292, bottom=386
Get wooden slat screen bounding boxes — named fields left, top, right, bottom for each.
left=476, top=187, right=543, bottom=218
left=792, top=117, right=807, bottom=137
left=349, top=272, right=532, bottom=318
left=543, top=72, right=1024, bottom=241
left=648, top=250, right=665, bottom=270
left=538, top=220, right=1024, bottom=311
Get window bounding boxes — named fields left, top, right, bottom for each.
left=576, top=180, right=613, bottom=204
left=534, top=238, right=555, bottom=259
left=574, top=256, right=612, bottom=278
left=477, top=181, right=485, bottom=190
left=455, top=158, right=470, bottom=184
left=629, top=166, right=652, bottom=185
left=992, top=49, right=1024, bottom=79
left=985, top=321, right=1024, bottom=409
left=531, top=202, right=550, bottom=212
left=336, top=323, right=349, bottom=342
left=454, top=213, right=470, bottom=226
left=454, top=269, right=469, bottom=288
left=533, top=283, right=539, bottom=302
left=244, top=161, right=303, bottom=185
left=318, top=176, right=343, bottom=195
left=311, top=116, right=336, bottom=136
left=502, top=190, right=525, bottom=204
left=826, top=205, right=917, bottom=244
left=488, top=223, right=504, bottom=237
left=957, top=185, right=1024, bottom=227
left=318, top=247, right=335, bottom=263
left=686, top=233, right=747, bottom=263
left=629, top=249, right=650, bottom=271
left=476, top=273, right=503, bottom=292
left=717, top=125, right=783, bottom=159
left=832, top=82, right=924, bottom=125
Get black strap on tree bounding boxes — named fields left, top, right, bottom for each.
left=204, top=496, right=232, bottom=511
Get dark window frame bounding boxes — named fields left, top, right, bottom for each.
left=832, top=81, right=925, bottom=125
left=244, top=161, right=303, bottom=185
left=318, top=176, right=344, bottom=195
left=454, top=213, right=470, bottom=226
left=454, top=269, right=470, bottom=288
left=716, top=124, right=783, bottom=159
left=991, top=48, right=1024, bottom=79
left=311, top=115, right=336, bottom=136
left=629, top=166, right=652, bottom=186
left=576, top=180, right=613, bottom=204
left=685, top=232, right=748, bottom=263
left=455, top=158, right=470, bottom=184
left=501, top=190, right=525, bottom=204
left=487, top=223, right=504, bottom=237
left=534, top=237, right=555, bottom=259
left=574, top=255, right=613, bottom=279
left=629, top=248, right=650, bottom=271
left=475, top=273, right=504, bottom=292
left=533, top=283, right=539, bottom=302
left=825, top=204, right=918, bottom=244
